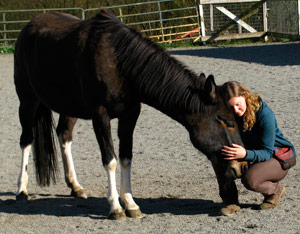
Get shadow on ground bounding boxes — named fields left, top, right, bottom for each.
left=0, top=192, right=250, bottom=219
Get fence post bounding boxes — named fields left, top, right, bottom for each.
left=262, top=0, right=268, bottom=41
left=157, top=1, right=165, bottom=42
left=119, top=7, right=123, bottom=22
left=298, top=0, right=300, bottom=35
left=262, top=0, right=267, bottom=32
left=82, top=9, right=85, bottom=20
left=210, top=4, right=214, bottom=32
left=3, top=13, right=7, bottom=48
left=197, top=0, right=206, bottom=44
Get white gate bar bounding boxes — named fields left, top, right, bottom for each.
left=216, top=6, right=257, bottom=33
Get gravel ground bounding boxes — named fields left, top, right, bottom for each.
left=0, top=42, right=300, bottom=233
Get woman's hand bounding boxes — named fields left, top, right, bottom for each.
left=221, top=143, right=247, bottom=160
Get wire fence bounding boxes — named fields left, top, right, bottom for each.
left=267, top=0, right=300, bottom=36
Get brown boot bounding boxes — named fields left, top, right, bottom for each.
left=259, top=186, right=286, bottom=210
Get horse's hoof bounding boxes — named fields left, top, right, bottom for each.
left=71, top=189, right=87, bottom=199
left=108, top=210, right=126, bottom=221
left=220, top=204, right=240, bottom=216
left=126, top=208, right=144, bottom=219
left=16, top=191, right=29, bottom=201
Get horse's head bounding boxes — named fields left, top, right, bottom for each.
left=185, top=75, right=248, bottom=179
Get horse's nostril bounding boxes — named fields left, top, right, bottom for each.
left=231, top=168, right=238, bottom=179
left=242, top=164, right=248, bottom=174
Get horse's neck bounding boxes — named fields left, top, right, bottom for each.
left=133, top=68, right=205, bottom=123
left=107, top=26, right=207, bottom=119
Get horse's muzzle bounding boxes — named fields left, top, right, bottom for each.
left=229, top=160, right=249, bottom=179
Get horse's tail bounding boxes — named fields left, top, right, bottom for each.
left=33, top=104, right=58, bottom=186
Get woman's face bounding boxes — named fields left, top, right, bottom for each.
left=228, top=96, right=247, bottom=117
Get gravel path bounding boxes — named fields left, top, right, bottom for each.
left=1, top=42, right=300, bottom=233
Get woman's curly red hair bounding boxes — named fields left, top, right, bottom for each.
left=220, top=81, right=262, bottom=131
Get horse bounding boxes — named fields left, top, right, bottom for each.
left=14, top=8, right=247, bottom=220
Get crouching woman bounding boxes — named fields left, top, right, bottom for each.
left=220, top=81, right=296, bottom=210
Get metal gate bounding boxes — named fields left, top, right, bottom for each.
left=0, top=0, right=200, bottom=48
left=196, top=0, right=268, bottom=42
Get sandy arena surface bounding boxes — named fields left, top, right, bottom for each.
left=0, top=42, right=300, bottom=233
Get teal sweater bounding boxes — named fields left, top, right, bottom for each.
left=238, top=100, right=297, bottom=162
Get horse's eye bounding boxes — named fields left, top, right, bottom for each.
left=216, top=115, right=234, bottom=128
left=225, top=120, right=235, bottom=128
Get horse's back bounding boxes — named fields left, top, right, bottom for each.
left=15, top=11, right=82, bottom=67
left=14, top=12, right=92, bottom=118
left=25, top=12, right=81, bottom=38
left=14, top=9, right=135, bottom=119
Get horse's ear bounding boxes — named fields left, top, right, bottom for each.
left=204, top=75, right=217, bottom=103
left=199, top=73, right=206, bottom=80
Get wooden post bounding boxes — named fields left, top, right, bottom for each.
left=298, top=0, right=300, bottom=35
left=210, top=4, right=214, bottom=32
left=263, top=0, right=267, bottom=32
left=198, top=1, right=206, bottom=40
left=263, top=0, right=268, bottom=41
left=3, top=13, right=7, bottom=48
left=238, top=24, right=242, bottom=34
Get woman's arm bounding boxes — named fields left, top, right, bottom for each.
left=244, top=107, right=276, bottom=162
left=222, top=103, right=276, bottom=162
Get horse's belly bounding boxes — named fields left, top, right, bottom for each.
left=31, top=75, right=94, bottom=119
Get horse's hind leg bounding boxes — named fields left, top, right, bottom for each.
left=16, top=99, right=39, bottom=200
left=56, top=115, right=87, bottom=199
left=118, top=104, right=143, bottom=218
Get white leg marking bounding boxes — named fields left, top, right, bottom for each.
left=17, top=145, right=31, bottom=195
left=58, top=135, right=82, bottom=192
left=120, top=159, right=140, bottom=211
left=105, top=158, right=123, bottom=214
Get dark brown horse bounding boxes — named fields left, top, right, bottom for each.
left=14, top=8, right=246, bottom=220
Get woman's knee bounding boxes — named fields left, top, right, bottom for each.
left=241, top=172, right=260, bottom=191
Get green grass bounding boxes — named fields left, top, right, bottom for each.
left=160, top=36, right=298, bottom=49
left=160, top=41, right=197, bottom=49
left=0, top=45, right=15, bottom=54
left=160, top=38, right=266, bottom=49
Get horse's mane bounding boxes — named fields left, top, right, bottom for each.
left=87, top=8, right=214, bottom=114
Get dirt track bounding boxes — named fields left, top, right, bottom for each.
left=1, top=42, right=300, bottom=233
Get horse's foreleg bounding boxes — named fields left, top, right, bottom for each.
left=120, top=159, right=143, bottom=218
left=118, top=104, right=143, bottom=218
left=211, top=161, right=240, bottom=216
left=105, top=158, right=125, bottom=220
left=56, top=116, right=87, bottom=199
left=92, top=106, right=126, bottom=220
